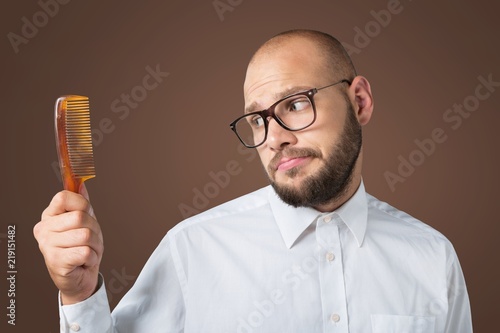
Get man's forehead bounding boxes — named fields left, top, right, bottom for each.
left=243, top=60, right=324, bottom=111
left=243, top=70, right=309, bottom=109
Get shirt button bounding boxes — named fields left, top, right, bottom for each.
left=323, top=216, right=332, bottom=223
left=326, top=252, right=335, bottom=262
left=70, top=323, right=80, bottom=331
left=331, top=313, right=341, bottom=323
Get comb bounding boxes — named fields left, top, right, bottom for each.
left=55, top=95, right=96, bottom=192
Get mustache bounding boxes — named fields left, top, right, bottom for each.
left=268, top=147, right=322, bottom=171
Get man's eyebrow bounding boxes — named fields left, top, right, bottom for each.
left=244, top=85, right=312, bottom=114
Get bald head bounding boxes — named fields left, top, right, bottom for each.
left=249, top=29, right=357, bottom=83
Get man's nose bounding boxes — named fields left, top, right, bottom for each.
left=266, top=118, right=297, bottom=151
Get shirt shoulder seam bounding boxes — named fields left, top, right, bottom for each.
left=366, top=193, right=450, bottom=243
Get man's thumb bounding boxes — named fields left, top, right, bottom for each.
left=79, top=183, right=95, bottom=218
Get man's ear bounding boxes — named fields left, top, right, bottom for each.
left=349, top=76, right=374, bottom=126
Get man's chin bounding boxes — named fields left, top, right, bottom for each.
left=271, top=168, right=307, bottom=187
left=269, top=180, right=308, bottom=208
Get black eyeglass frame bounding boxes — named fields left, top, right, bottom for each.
left=230, top=79, right=351, bottom=148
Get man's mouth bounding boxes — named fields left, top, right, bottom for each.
left=268, top=148, right=322, bottom=175
left=276, top=156, right=311, bottom=171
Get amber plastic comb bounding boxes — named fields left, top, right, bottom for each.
left=55, top=95, right=96, bottom=192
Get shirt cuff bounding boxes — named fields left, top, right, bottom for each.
left=58, top=273, right=112, bottom=333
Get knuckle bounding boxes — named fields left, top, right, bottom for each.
left=33, top=222, right=41, bottom=238
left=41, top=207, right=49, bottom=220
left=74, top=246, right=92, bottom=261
left=81, top=246, right=92, bottom=258
left=52, top=191, right=68, bottom=207
left=77, top=228, right=92, bottom=244
left=36, top=236, right=46, bottom=250
left=68, top=210, right=86, bottom=226
left=74, top=210, right=86, bottom=221
left=34, top=227, right=48, bottom=248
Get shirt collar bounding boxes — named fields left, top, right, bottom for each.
left=268, top=180, right=368, bottom=249
left=334, top=181, right=368, bottom=247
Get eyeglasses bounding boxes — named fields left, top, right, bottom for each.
left=229, top=79, right=351, bottom=148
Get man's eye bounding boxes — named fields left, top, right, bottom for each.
left=250, top=116, right=264, bottom=127
left=288, top=99, right=310, bottom=112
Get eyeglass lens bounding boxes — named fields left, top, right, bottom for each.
left=234, top=93, right=315, bottom=147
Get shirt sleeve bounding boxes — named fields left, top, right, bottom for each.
left=444, top=244, right=473, bottom=333
left=58, top=274, right=112, bottom=333
left=58, top=232, right=186, bottom=333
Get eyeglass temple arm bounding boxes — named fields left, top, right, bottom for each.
left=316, top=79, right=352, bottom=92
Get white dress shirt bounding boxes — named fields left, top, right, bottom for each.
left=59, top=182, right=472, bottom=332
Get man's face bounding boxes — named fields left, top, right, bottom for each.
left=243, top=38, right=362, bottom=208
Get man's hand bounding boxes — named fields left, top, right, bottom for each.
left=33, top=185, right=103, bottom=305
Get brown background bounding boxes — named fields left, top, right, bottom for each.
left=1, top=0, right=498, bottom=332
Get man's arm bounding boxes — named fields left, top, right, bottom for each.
left=34, top=185, right=112, bottom=332
left=34, top=185, right=186, bottom=332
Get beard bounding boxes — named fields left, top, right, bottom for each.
left=268, top=101, right=362, bottom=208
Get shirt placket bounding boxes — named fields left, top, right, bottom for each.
left=316, top=213, right=349, bottom=333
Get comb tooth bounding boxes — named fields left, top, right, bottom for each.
left=66, top=109, right=89, bottom=114
left=69, top=159, right=96, bottom=176
left=66, top=119, right=91, bottom=123
left=67, top=107, right=89, bottom=112
left=66, top=131, right=92, bottom=135
left=63, top=96, right=95, bottom=178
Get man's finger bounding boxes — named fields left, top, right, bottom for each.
left=42, top=191, right=92, bottom=219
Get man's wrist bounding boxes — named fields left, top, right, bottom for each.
left=60, top=274, right=102, bottom=305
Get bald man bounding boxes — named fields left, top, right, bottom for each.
left=35, top=30, right=472, bottom=333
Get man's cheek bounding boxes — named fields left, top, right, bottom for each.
left=256, top=149, right=269, bottom=167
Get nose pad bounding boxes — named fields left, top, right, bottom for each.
left=266, top=117, right=297, bottom=150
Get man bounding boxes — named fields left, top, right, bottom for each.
left=34, top=29, right=473, bottom=332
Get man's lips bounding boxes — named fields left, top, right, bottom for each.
left=268, top=148, right=321, bottom=174
left=276, top=156, right=311, bottom=171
